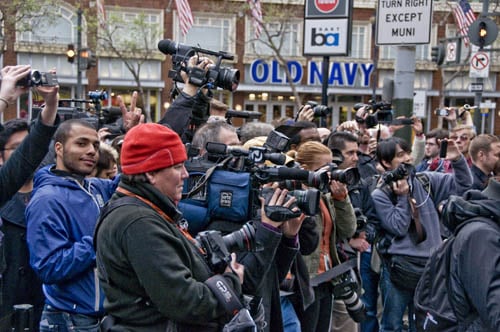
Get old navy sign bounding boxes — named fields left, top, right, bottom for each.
left=249, top=59, right=374, bottom=87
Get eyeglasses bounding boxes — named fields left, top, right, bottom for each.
left=450, top=135, right=470, bottom=141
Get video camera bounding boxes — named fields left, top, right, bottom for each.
left=158, top=39, right=240, bottom=92
left=364, top=101, right=394, bottom=128
left=195, top=222, right=260, bottom=274
left=32, top=90, right=121, bottom=132
left=16, top=70, right=58, bottom=88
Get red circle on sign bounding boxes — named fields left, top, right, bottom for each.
left=315, top=0, right=339, bottom=13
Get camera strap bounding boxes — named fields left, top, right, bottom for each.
left=309, top=258, right=357, bottom=287
left=182, top=157, right=232, bottom=200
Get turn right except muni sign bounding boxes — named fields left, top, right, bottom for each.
left=376, top=0, right=433, bottom=45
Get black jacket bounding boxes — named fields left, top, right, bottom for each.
left=95, top=180, right=241, bottom=331
left=158, top=90, right=211, bottom=143
left=0, top=114, right=59, bottom=207
left=442, top=191, right=500, bottom=331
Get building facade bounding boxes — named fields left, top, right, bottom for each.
left=1, top=0, right=499, bottom=134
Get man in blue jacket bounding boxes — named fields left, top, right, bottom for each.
left=26, top=119, right=119, bottom=332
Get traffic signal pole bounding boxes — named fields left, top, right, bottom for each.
left=76, top=8, right=83, bottom=101
left=472, top=0, right=489, bottom=133
left=392, top=45, right=416, bottom=143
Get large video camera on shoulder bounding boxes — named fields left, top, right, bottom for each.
left=158, top=39, right=239, bottom=92
left=32, top=90, right=122, bottom=133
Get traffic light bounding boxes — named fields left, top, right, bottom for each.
left=78, top=49, right=97, bottom=70
left=430, top=45, right=445, bottom=66
left=66, top=44, right=76, bottom=63
left=79, top=48, right=90, bottom=71
left=468, top=17, right=499, bottom=48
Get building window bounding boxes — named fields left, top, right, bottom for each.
left=99, top=58, right=162, bottom=81
left=246, top=20, right=302, bottom=57
left=17, top=6, right=81, bottom=45
left=103, top=9, right=163, bottom=50
left=351, top=23, right=370, bottom=59
left=174, top=13, right=235, bottom=54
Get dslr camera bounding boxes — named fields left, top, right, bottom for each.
left=195, top=222, right=260, bottom=274
left=16, top=70, right=58, bottom=87
left=158, top=39, right=239, bottom=92
left=332, top=269, right=366, bottom=322
left=353, top=208, right=377, bottom=244
left=306, top=101, right=333, bottom=117
left=382, top=163, right=412, bottom=185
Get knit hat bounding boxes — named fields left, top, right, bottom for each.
left=120, top=123, right=187, bottom=175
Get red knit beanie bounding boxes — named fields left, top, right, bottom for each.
left=120, top=123, right=187, bottom=175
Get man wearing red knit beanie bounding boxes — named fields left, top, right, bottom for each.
left=95, top=123, right=245, bottom=331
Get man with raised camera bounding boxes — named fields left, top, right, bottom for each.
left=371, top=136, right=472, bottom=332
left=0, top=65, right=60, bottom=207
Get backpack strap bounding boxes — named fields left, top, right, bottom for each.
left=93, top=196, right=148, bottom=250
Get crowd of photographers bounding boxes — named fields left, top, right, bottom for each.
left=0, top=37, right=499, bottom=332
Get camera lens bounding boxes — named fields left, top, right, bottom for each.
left=222, top=222, right=257, bottom=253
left=218, top=67, right=240, bottom=92
left=307, top=170, right=330, bottom=192
left=313, top=105, right=332, bottom=117
left=289, top=188, right=320, bottom=216
left=30, top=71, right=43, bottom=86
left=330, top=167, right=360, bottom=186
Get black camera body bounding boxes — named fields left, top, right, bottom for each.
left=306, top=101, right=332, bottom=117
left=16, top=71, right=58, bottom=87
left=195, top=222, right=260, bottom=274
left=382, top=163, right=412, bottom=185
left=353, top=207, right=376, bottom=244
left=365, top=101, right=393, bottom=128
left=158, top=39, right=239, bottom=92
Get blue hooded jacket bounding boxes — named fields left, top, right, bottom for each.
left=26, top=165, right=119, bottom=316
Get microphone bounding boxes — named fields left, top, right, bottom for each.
left=157, top=39, right=178, bottom=55
left=225, top=110, right=262, bottom=119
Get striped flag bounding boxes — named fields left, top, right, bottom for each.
left=450, top=0, right=476, bottom=47
left=96, top=0, right=106, bottom=28
left=175, top=0, right=194, bottom=36
left=247, top=0, right=263, bottom=39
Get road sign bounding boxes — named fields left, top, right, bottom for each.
left=469, top=83, right=484, bottom=92
left=469, top=50, right=490, bottom=78
left=303, top=0, right=352, bottom=56
left=480, top=100, right=496, bottom=109
left=376, top=0, right=433, bottom=45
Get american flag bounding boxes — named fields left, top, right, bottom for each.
left=450, top=0, right=476, bottom=47
left=175, top=0, right=194, bottom=36
left=247, top=0, right=263, bottom=39
left=96, top=0, right=106, bottom=28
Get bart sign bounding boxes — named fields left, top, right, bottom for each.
left=376, top=0, right=433, bottom=45
left=304, top=0, right=352, bottom=56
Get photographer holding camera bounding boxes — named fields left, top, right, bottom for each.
left=94, top=123, right=246, bottom=331
left=327, top=131, right=381, bottom=332
left=371, top=136, right=472, bottom=332
left=293, top=141, right=358, bottom=332
left=159, top=54, right=214, bottom=143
